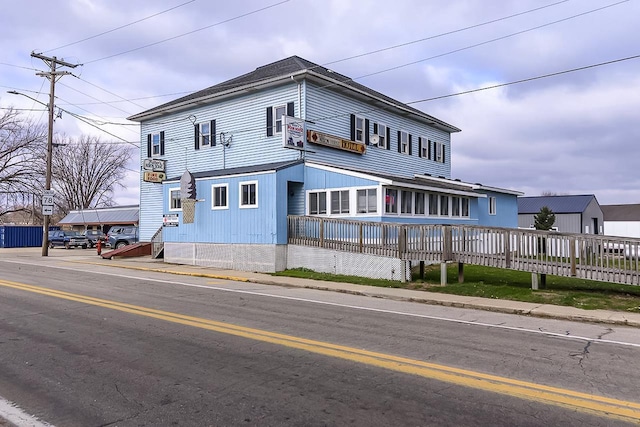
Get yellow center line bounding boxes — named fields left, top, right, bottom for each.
left=2, top=279, right=640, bottom=423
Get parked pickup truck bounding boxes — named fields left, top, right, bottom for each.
left=48, top=230, right=89, bottom=249
left=107, top=226, right=139, bottom=249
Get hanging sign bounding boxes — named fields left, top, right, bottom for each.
left=282, top=116, right=305, bottom=150
left=143, top=171, right=166, bottom=183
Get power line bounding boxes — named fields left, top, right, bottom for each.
left=331, top=0, right=631, bottom=85
left=72, top=75, right=146, bottom=109
left=405, top=54, right=640, bottom=105
left=82, top=0, right=290, bottom=65
left=139, top=0, right=627, bottom=121
left=58, top=81, right=134, bottom=116
left=42, top=0, right=197, bottom=53
left=0, top=62, right=39, bottom=71
left=322, top=0, right=571, bottom=67
left=44, top=0, right=574, bottom=111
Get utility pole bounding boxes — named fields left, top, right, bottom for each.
left=31, top=52, right=78, bottom=256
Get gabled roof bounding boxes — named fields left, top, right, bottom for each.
left=518, top=195, right=597, bottom=214
left=58, top=206, right=139, bottom=225
left=601, top=204, right=640, bottom=221
left=165, top=159, right=303, bottom=182
left=128, top=56, right=460, bottom=133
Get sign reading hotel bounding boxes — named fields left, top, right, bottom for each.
left=282, top=116, right=305, bottom=150
left=143, top=171, right=166, bottom=183
left=307, top=130, right=366, bottom=155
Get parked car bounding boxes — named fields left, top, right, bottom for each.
left=107, top=226, right=139, bottom=249
left=48, top=230, right=89, bottom=249
left=83, top=230, right=106, bottom=248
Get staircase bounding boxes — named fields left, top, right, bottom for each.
left=151, top=226, right=164, bottom=259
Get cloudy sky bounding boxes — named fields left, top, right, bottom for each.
left=1, top=0, right=639, bottom=206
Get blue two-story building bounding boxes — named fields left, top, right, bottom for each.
left=129, top=56, right=521, bottom=272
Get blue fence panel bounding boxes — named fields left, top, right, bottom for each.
left=0, top=225, right=54, bottom=248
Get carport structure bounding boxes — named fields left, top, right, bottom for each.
left=57, top=205, right=139, bottom=234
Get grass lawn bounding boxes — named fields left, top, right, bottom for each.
left=273, top=265, right=640, bottom=313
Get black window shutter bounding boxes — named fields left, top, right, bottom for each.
left=350, top=114, right=355, bottom=141
left=397, top=131, right=401, bottom=153
left=373, top=123, right=378, bottom=134
left=147, top=134, right=151, bottom=158
left=442, top=146, right=446, bottom=163
left=386, top=127, right=390, bottom=150
left=408, top=134, right=412, bottom=156
left=266, top=107, right=273, bottom=137
left=194, top=124, right=200, bottom=150
left=428, top=140, right=432, bottom=160
left=365, top=119, right=370, bottom=145
left=160, top=131, right=165, bottom=156
left=418, top=137, right=423, bottom=158
left=210, top=119, right=216, bottom=146
left=286, top=102, right=294, bottom=117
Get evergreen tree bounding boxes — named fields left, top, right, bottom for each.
left=534, top=206, right=556, bottom=231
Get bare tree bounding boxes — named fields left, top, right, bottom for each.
left=0, top=107, right=46, bottom=221
left=51, top=135, right=133, bottom=215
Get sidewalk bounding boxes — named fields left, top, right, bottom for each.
left=81, top=253, right=640, bottom=328
left=3, top=247, right=640, bottom=327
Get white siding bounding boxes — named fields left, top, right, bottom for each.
left=604, top=221, right=640, bottom=238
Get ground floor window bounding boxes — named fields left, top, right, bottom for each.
left=331, top=190, right=350, bottom=214
left=169, top=188, right=181, bottom=211
left=212, top=184, right=228, bottom=209
left=309, top=191, right=327, bottom=215
left=385, top=189, right=398, bottom=214
left=357, top=188, right=377, bottom=213
left=240, top=181, right=258, bottom=208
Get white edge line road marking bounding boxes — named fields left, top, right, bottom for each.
left=2, top=259, right=640, bottom=349
left=0, top=395, right=53, bottom=427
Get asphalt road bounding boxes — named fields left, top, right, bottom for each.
left=1, top=256, right=640, bottom=426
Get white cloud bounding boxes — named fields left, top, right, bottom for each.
left=1, top=0, right=639, bottom=206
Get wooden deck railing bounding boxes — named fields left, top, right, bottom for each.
left=287, top=215, right=640, bottom=286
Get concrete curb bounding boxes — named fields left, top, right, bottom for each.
left=68, top=259, right=640, bottom=328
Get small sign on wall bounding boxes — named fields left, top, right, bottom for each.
left=163, top=214, right=179, bottom=227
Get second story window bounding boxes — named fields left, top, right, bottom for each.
left=419, top=137, right=429, bottom=158
left=147, top=131, right=165, bottom=157
left=435, top=141, right=446, bottom=163
left=489, top=196, right=497, bottom=215
left=152, top=133, right=161, bottom=156
left=266, top=102, right=294, bottom=136
left=274, top=105, right=286, bottom=134
left=355, top=116, right=364, bottom=143
left=373, top=123, right=387, bottom=149
left=195, top=120, right=216, bottom=150
left=200, top=122, right=210, bottom=146
left=398, top=131, right=411, bottom=155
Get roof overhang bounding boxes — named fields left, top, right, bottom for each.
left=128, top=70, right=461, bottom=134
left=307, top=162, right=482, bottom=198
